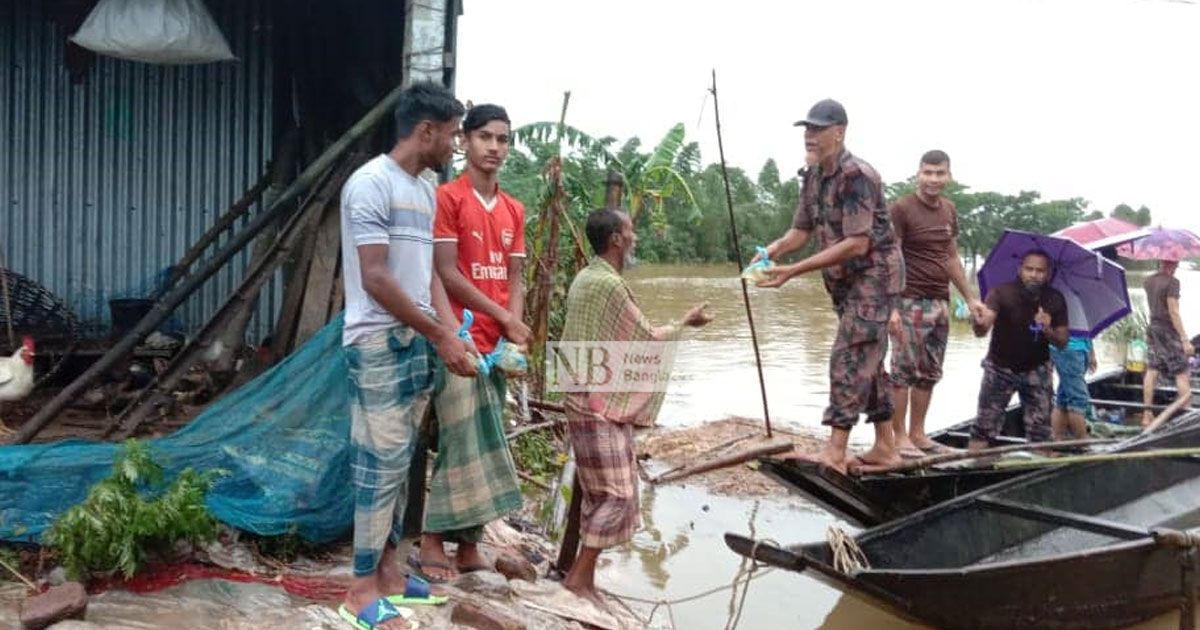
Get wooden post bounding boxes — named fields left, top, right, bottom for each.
left=1181, top=547, right=1197, bottom=630
left=554, top=476, right=583, bottom=574
left=605, top=170, right=624, bottom=210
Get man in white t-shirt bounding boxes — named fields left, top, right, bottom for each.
left=338, top=82, right=476, bottom=630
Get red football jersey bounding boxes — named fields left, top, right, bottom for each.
left=433, top=174, right=526, bottom=353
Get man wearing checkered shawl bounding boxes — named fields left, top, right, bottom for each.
left=557, top=207, right=712, bottom=606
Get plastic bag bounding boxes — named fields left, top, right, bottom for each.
left=70, top=0, right=237, bottom=65
left=740, top=246, right=775, bottom=285
left=953, top=297, right=970, bottom=320
left=1125, top=338, right=1147, bottom=373
left=457, top=311, right=528, bottom=377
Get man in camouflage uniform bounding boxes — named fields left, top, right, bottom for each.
left=758, top=99, right=905, bottom=474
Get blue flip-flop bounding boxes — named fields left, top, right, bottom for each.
left=387, top=574, right=448, bottom=606
left=338, top=597, right=417, bottom=629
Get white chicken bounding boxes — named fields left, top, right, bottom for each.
left=0, top=337, right=36, bottom=436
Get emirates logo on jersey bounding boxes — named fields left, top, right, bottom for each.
left=501, top=229, right=514, bottom=250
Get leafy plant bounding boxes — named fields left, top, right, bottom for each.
left=1103, top=306, right=1149, bottom=345
left=45, top=440, right=221, bottom=580
left=512, top=429, right=565, bottom=483
left=248, top=528, right=325, bottom=564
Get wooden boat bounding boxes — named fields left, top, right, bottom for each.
left=726, top=411, right=1200, bottom=629
left=762, top=368, right=1200, bottom=527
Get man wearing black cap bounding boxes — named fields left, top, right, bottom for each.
left=756, top=99, right=906, bottom=474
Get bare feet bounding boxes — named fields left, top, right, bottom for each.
left=893, top=433, right=924, bottom=458
left=1141, top=410, right=1153, bottom=428
left=563, top=582, right=605, bottom=608
left=417, top=535, right=457, bottom=582
left=790, top=447, right=851, bottom=475
left=454, top=543, right=491, bottom=573
left=846, top=444, right=903, bottom=474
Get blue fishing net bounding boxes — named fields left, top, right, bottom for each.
left=0, top=314, right=355, bottom=544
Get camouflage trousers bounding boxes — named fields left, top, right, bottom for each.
left=824, top=299, right=894, bottom=429
left=1147, top=324, right=1189, bottom=378
left=971, top=358, right=1053, bottom=444
left=888, top=298, right=950, bottom=390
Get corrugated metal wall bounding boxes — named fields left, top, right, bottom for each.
left=0, top=0, right=279, bottom=341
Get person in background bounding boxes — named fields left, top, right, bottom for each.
left=1142, top=259, right=1193, bottom=432
left=1049, top=334, right=1097, bottom=439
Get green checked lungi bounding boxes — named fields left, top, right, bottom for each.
left=345, top=327, right=436, bottom=577
left=423, top=368, right=522, bottom=540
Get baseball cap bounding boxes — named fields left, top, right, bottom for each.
left=793, top=99, right=848, bottom=128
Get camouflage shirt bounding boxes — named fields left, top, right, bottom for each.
left=792, top=149, right=905, bottom=305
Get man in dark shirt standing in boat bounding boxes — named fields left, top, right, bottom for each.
left=1141, top=260, right=1193, bottom=432
left=969, top=250, right=1068, bottom=453
left=887, top=150, right=983, bottom=458
left=757, top=99, right=905, bottom=473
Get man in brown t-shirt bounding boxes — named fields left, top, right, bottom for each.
left=1141, top=259, right=1194, bottom=432
left=886, top=151, right=983, bottom=457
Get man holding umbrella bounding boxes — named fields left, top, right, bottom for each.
left=1119, top=226, right=1200, bottom=432
left=970, top=250, right=1069, bottom=452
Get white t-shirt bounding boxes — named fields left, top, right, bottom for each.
left=340, top=154, right=437, bottom=346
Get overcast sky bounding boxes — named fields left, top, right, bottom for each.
left=456, top=0, right=1198, bottom=226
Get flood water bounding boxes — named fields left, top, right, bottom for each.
left=599, top=263, right=1200, bottom=629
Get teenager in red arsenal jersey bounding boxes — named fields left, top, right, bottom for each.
left=416, top=104, right=529, bottom=584
left=432, top=110, right=530, bottom=353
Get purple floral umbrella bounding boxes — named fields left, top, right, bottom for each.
left=1117, top=226, right=1200, bottom=261
left=978, top=229, right=1131, bottom=338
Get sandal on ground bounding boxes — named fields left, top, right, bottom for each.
left=387, top=574, right=448, bottom=606
left=338, top=597, right=417, bottom=630
left=406, top=553, right=454, bottom=585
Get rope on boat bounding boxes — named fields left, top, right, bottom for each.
left=602, top=538, right=780, bottom=629
left=827, top=526, right=870, bottom=573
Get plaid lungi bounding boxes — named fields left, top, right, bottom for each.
left=344, top=327, right=435, bottom=577
left=567, top=410, right=639, bottom=549
left=423, top=368, right=522, bottom=533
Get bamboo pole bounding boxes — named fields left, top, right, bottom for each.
left=993, top=446, right=1200, bottom=470
left=163, top=169, right=275, bottom=292
left=527, top=92, right=571, bottom=400
left=12, top=80, right=411, bottom=445
left=859, top=437, right=1119, bottom=475
left=505, top=418, right=562, bottom=442
left=107, top=160, right=351, bottom=438
left=710, top=69, right=772, bottom=438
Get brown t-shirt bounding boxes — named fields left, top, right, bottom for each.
left=889, top=194, right=958, bottom=300
left=985, top=280, right=1069, bottom=372
left=1143, top=272, right=1181, bottom=330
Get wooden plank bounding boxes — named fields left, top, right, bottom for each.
left=1090, top=398, right=1197, bottom=412
left=292, top=201, right=342, bottom=348
left=656, top=439, right=793, bottom=483
left=975, top=496, right=1150, bottom=540
left=271, top=203, right=324, bottom=356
